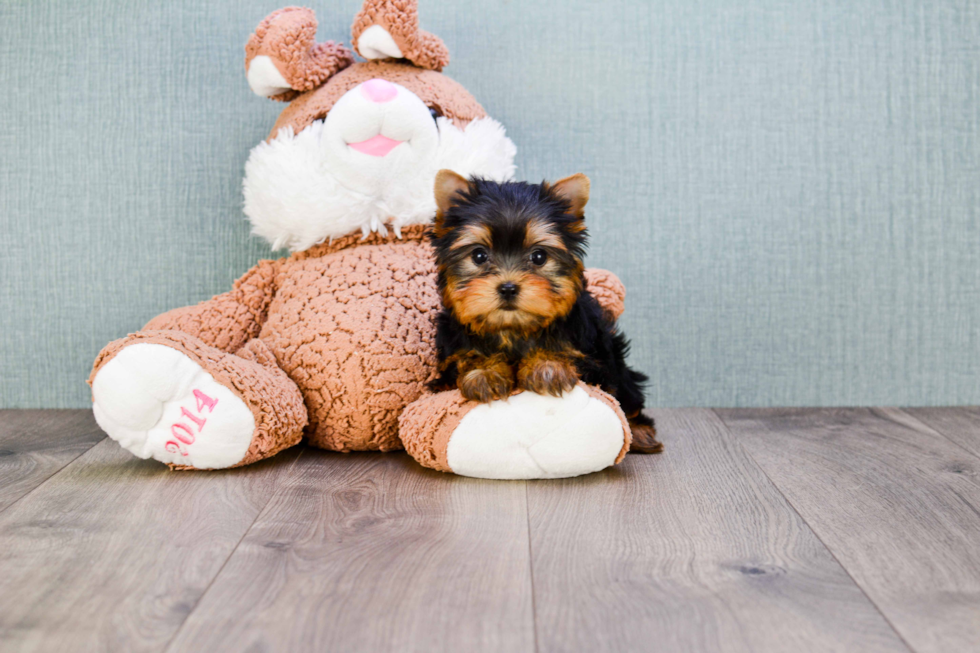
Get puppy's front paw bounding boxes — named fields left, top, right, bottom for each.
left=518, top=353, right=580, bottom=397
left=459, top=366, right=513, bottom=403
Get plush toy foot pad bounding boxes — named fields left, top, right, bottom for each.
left=446, top=385, right=627, bottom=480
left=92, top=344, right=255, bottom=469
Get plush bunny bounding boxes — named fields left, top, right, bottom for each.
left=89, top=1, right=634, bottom=479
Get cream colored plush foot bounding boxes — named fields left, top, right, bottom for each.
left=91, top=344, right=255, bottom=469
left=445, top=386, right=627, bottom=480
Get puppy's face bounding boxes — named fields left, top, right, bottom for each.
left=431, top=171, right=591, bottom=336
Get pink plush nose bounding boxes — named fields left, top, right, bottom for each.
left=360, top=78, right=397, bottom=103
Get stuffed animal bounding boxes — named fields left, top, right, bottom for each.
left=88, top=0, right=635, bottom=479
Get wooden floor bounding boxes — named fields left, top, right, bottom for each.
left=1, top=408, right=979, bottom=652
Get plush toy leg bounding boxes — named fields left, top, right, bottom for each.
left=399, top=383, right=631, bottom=480
left=90, top=331, right=307, bottom=470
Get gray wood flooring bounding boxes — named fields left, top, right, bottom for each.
left=1, top=407, right=978, bottom=652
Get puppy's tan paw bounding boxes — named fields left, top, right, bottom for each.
left=518, top=352, right=580, bottom=398
left=458, top=365, right=513, bottom=403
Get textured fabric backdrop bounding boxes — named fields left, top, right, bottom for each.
left=2, top=0, right=978, bottom=408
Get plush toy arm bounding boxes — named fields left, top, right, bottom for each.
left=584, top=268, right=626, bottom=322
left=143, top=259, right=281, bottom=354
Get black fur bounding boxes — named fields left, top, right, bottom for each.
left=430, top=178, right=587, bottom=283
left=432, top=288, right=652, bottom=421
left=429, top=178, right=651, bottom=423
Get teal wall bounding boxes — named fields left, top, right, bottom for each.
left=2, top=0, right=978, bottom=408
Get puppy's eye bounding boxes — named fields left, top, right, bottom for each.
left=471, top=248, right=489, bottom=265
left=530, top=249, right=547, bottom=266
left=428, top=105, right=443, bottom=122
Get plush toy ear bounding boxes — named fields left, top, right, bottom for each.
left=351, top=0, right=450, bottom=72
left=550, top=173, right=591, bottom=219
left=433, top=170, right=471, bottom=233
left=245, top=7, right=355, bottom=101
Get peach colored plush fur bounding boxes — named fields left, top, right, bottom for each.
left=90, top=0, right=633, bottom=472
left=399, top=383, right=632, bottom=473
left=582, top=268, right=626, bottom=322
left=91, top=331, right=308, bottom=469
left=245, top=7, right=356, bottom=103
left=352, top=0, right=450, bottom=71
left=91, top=224, right=624, bottom=464
left=269, top=60, right=486, bottom=141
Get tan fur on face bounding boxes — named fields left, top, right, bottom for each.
left=447, top=269, right=582, bottom=338
left=549, top=268, right=583, bottom=317
left=523, top=218, right=567, bottom=251
left=447, top=276, right=504, bottom=329
left=511, top=274, right=560, bottom=323
left=448, top=223, right=492, bottom=251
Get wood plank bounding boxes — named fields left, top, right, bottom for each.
left=718, top=408, right=980, bottom=653
left=526, top=408, right=907, bottom=653
left=0, top=409, right=104, bottom=513
left=0, top=438, right=300, bottom=653
left=166, top=451, right=534, bottom=653
left=903, top=407, right=980, bottom=459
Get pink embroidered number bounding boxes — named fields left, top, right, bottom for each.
left=194, top=389, right=218, bottom=413
left=171, top=423, right=195, bottom=445
left=164, top=389, right=219, bottom=457
left=181, top=406, right=206, bottom=431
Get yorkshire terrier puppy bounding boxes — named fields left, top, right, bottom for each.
left=427, top=170, right=662, bottom=453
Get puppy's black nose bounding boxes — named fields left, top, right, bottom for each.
left=497, top=282, right=520, bottom=301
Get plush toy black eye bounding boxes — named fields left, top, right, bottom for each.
left=471, top=248, right=488, bottom=265
left=428, top=106, right=443, bottom=122
left=530, top=249, right=547, bottom=266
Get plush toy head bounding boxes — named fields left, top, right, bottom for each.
left=242, top=1, right=517, bottom=252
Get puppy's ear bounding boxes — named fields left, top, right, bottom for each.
left=550, top=173, right=591, bottom=219
left=433, top=169, right=471, bottom=234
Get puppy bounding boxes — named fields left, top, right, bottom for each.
left=427, top=170, right=662, bottom=453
